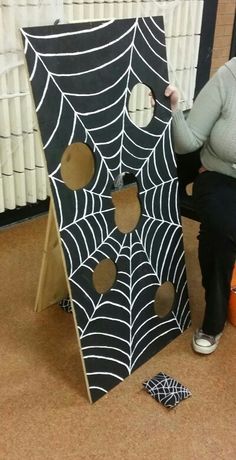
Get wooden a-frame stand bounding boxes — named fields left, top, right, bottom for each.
left=35, top=199, right=69, bottom=312
left=35, top=199, right=92, bottom=402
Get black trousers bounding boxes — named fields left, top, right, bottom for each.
left=193, top=171, right=236, bottom=336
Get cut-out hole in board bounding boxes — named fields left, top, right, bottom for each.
left=154, top=281, right=175, bottom=318
left=93, top=258, right=117, bottom=294
left=128, top=83, right=155, bottom=127
left=61, top=142, right=95, bottom=190
left=186, top=183, right=193, bottom=196
left=111, top=172, right=141, bottom=234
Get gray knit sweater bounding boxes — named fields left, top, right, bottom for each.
left=172, top=57, right=236, bottom=179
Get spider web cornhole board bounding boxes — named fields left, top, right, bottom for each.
left=21, top=17, right=191, bottom=403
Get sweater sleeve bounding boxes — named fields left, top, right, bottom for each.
left=171, top=71, right=224, bottom=154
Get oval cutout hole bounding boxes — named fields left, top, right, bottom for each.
left=61, top=142, right=95, bottom=190
left=111, top=172, right=141, bottom=234
left=128, top=83, right=155, bottom=128
left=93, top=258, right=117, bottom=294
left=186, top=183, right=193, bottom=196
left=154, top=281, right=175, bottom=318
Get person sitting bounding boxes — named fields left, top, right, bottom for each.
left=165, top=57, right=236, bottom=354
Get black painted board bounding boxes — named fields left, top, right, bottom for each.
left=21, top=17, right=190, bottom=403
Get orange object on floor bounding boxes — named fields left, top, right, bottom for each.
left=228, top=264, right=236, bottom=326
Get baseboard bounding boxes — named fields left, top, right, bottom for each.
left=0, top=197, right=50, bottom=228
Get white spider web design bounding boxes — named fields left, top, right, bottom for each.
left=21, top=17, right=190, bottom=402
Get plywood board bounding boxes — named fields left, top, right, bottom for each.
left=21, top=17, right=190, bottom=402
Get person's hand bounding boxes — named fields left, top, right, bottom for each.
left=164, top=85, right=180, bottom=112
left=198, top=165, right=208, bottom=174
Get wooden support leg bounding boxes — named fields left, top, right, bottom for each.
left=35, top=200, right=69, bottom=311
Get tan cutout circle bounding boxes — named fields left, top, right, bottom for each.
left=128, top=83, right=155, bottom=128
left=186, top=183, right=193, bottom=196
left=111, top=175, right=141, bottom=234
left=61, top=142, right=95, bottom=190
left=154, top=281, right=175, bottom=318
left=93, top=259, right=117, bottom=294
